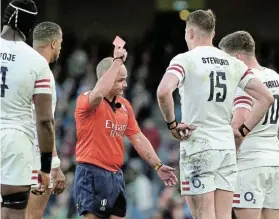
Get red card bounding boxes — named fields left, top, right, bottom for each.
left=113, top=36, right=126, bottom=48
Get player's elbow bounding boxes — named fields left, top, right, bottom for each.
left=266, top=92, right=274, bottom=106
left=261, top=91, right=274, bottom=108
left=157, top=85, right=171, bottom=101
left=37, top=118, right=55, bottom=134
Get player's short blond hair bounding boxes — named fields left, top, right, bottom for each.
left=218, top=31, right=255, bottom=55
left=96, top=57, right=113, bottom=79
left=186, top=9, right=216, bottom=33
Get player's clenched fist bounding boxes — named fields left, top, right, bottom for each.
left=31, top=171, right=50, bottom=195
left=113, top=47, right=127, bottom=63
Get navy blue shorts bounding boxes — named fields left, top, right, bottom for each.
left=73, top=163, right=127, bottom=218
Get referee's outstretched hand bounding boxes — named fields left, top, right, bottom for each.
left=113, top=47, right=127, bottom=63
left=157, top=165, right=178, bottom=187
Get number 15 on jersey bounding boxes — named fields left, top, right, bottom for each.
left=207, top=71, right=227, bottom=102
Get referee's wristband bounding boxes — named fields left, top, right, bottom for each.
left=238, top=123, right=251, bottom=137
left=166, top=119, right=178, bottom=130
left=51, top=156, right=61, bottom=169
left=154, top=162, right=163, bottom=171
left=40, top=152, right=52, bottom=173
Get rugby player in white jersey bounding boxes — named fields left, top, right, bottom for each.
left=219, top=31, right=279, bottom=219
left=25, top=21, right=66, bottom=219
left=157, top=9, right=274, bottom=219
left=0, top=1, right=55, bottom=219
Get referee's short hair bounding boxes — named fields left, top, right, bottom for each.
left=96, top=57, right=113, bottom=79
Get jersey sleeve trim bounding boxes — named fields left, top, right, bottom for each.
left=233, top=96, right=253, bottom=106
left=233, top=96, right=252, bottom=111
left=34, top=79, right=51, bottom=88
left=33, top=78, right=52, bottom=94
left=166, top=64, right=185, bottom=82
left=241, top=69, right=253, bottom=80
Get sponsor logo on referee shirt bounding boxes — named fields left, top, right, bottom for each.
left=105, top=120, right=127, bottom=137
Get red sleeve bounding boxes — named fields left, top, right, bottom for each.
left=125, top=101, right=141, bottom=136
left=76, top=92, right=92, bottom=112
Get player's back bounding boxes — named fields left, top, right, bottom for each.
left=174, top=46, right=251, bottom=154
left=0, top=38, right=51, bottom=139
left=235, top=68, right=279, bottom=169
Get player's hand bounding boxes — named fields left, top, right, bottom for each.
left=113, top=47, right=127, bottom=63
left=233, top=128, right=242, bottom=138
left=51, top=167, right=66, bottom=195
left=31, top=171, right=50, bottom=195
left=157, top=165, right=178, bottom=187
left=170, top=123, right=197, bottom=140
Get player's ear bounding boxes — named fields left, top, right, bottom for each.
left=51, top=40, right=56, bottom=49
left=189, top=28, right=194, bottom=39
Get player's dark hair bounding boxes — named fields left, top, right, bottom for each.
left=2, top=0, right=38, bottom=39
left=218, top=31, right=255, bottom=55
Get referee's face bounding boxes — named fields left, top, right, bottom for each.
left=110, top=65, right=128, bottom=96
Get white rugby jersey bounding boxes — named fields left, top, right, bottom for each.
left=233, top=67, right=279, bottom=170
left=166, top=46, right=254, bottom=155
left=0, top=38, right=52, bottom=139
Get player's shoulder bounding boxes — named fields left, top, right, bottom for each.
left=263, top=67, right=279, bottom=76
left=171, top=52, right=189, bottom=61
left=17, top=43, right=49, bottom=67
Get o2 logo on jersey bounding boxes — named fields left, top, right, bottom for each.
left=192, top=178, right=205, bottom=189
left=244, top=192, right=256, bottom=204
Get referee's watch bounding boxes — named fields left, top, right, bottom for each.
left=238, top=123, right=251, bottom=137
left=154, top=162, right=163, bottom=171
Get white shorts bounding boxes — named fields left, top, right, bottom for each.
left=31, top=144, right=53, bottom=189
left=180, top=149, right=237, bottom=195
left=233, top=166, right=279, bottom=209
left=0, top=129, right=33, bottom=185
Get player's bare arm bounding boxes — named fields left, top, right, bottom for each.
left=128, top=132, right=178, bottom=186
left=33, top=92, right=55, bottom=191
left=157, top=73, right=196, bottom=140
left=157, top=73, right=177, bottom=122
left=237, top=78, right=274, bottom=137
left=88, top=47, right=127, bottom=110
left=51, top=143, right=66, bottom=195
left=231, top=108, right=250, bottom=150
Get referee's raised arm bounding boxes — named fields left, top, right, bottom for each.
left=88, top=47, right=127, bottom=110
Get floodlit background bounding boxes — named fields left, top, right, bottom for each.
left=1, top=0, right=279, bottom=218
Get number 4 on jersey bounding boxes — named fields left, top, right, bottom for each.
left=208, top=71, right=227, bottom=102
left=1, top=66, right=9, bottom=97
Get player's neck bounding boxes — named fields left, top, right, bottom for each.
left=193, top=39, right=213, bottom=49
left=35, top=47, right=51, bottom=64
left=1, top=25, right=25, bottom=41
left=245, top=57, right=263, bottom=70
